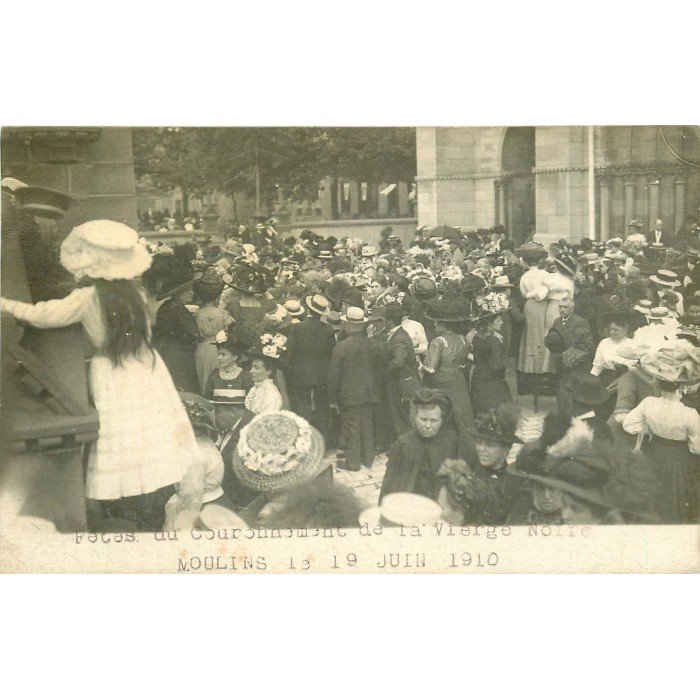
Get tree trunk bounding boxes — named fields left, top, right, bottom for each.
left=181, top=188, right=190, bottom=217
left=230, top=191, right=239, bottom=222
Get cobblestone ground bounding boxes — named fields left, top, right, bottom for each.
left=328, top=395, right=556, bottom=507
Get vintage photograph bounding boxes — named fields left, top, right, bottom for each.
left=1, top=125, right=699, bottom=572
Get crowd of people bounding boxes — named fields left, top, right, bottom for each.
left=138, top=208, right=203, bottom=232
left=3, top=214, right=700, bottom=532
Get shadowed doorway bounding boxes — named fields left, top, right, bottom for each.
left=501, top=127, right=536, bottom=245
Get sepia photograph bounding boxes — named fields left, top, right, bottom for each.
left=1, top=124, right=699, bottom=574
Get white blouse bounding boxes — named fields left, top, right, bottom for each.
left=519, top=268, right=549, bottom=301
left=402, top=317, right=428, bottom=355
left=591, top=337, right=637, bottom=376
left=1, top=286, right=109, bottom=349
left=244, top=378, right=283, bottom=415
left=544, top=271, right=575, bottom=301
left=622, top=396, right=700, bottom=454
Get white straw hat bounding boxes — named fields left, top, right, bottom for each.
left=60, top=220, right=152, bottom=280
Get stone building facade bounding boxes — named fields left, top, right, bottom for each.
left=416, top=126, right=700, bottom=245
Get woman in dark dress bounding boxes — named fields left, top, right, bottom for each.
left=470, top=313, right=512, bottom=416
left=152, top=276, right=200, bottom=393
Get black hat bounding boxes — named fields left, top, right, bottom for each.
left=9, top=184, right=77, bottom=220
left=469, top=404, right=522, bottom=445
left=157, top=270, right=204, bottom=301
left=571, top=375, right=610, bottom=406
left=228, top=263, right=270, bottom=295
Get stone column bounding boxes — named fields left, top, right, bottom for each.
left=674, top=176, right=686, bottom=235
left=398, top=182, right=410, bottom=216
left=599, top=179, right=611, bottom=241
left=495, top=179, right=506, bottom=227
left=624, top=181, right=635, bottom=224
left=648, top=177, right=660, bottom=227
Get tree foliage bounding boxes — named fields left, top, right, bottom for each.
left=132, top=126, right=417, bottom=212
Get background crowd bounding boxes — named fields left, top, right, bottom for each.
left=3, top=210, right=700, bottom=532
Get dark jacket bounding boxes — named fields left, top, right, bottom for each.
left=286, top=315, right=336, bottom=387
left=327, top=332, right=383, bottom=406
left=385, top=326, right=420, bottom=401
left=544, top=313, right=594, bottom=374
left=380, top=427, right=478, bottom=500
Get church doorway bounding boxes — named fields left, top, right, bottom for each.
left=501, top=127, right=536, bottom=245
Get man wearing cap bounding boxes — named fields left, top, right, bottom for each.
left=328, top=307, right=384, bottom=471
left=286, top=294, right=336, bottom=440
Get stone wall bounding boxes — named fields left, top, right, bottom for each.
left=1, top=127, right=138, bottom=231
left=416, top=126, right=700, bottom=244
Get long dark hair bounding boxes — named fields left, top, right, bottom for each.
left=92, top=278, right=155, bottom=367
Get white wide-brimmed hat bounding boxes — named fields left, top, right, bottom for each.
left=283, top=299, right=306, bottom=317
left=60, top=220, right=152, bottom=281
left=359, top=493, right=443, bottom=527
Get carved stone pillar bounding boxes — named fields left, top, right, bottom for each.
left=495, top=179, right=506, bottom=227
left=674, top=176, right=687, bottom=235
left=624, top=180, right=635, bottom=224
left=648, top=177, right=660, bottom=227
left=599, top=179, right=611, bottom=241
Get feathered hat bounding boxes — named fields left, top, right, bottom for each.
left=469, top=404, right=522, bottom=444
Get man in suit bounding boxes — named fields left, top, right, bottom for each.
left=286, top=294, right=336, bottom=440
left=384, top=303, right=421, bottom=439
left=544, top=297, right=594, bottom=417
left=328, top=307, right=383, bottom=471
left=647, top=218, right=673, bottom=247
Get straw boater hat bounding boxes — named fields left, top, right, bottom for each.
left=649, top=269, right=681, bottom=288
left=283, top=299, right=306, bottom=317
left=232, top=411, right=326, bottom=493
left=648, top=307, right=669, bottom=321
left=305, top=293, right=331, bottom=316
left=341, top=306, right=368, bottom=324
left=633, top=299, right=653, bottom=316
left=359, top=493, right=443, bottom=528
left=492, top=275, right=514, bottom=288
left=361, top=245, right=378, bottom=257
left=60, top=220, right=152, bottom=281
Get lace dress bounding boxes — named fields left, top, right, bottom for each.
left=1, top=287, right=199, bottom=500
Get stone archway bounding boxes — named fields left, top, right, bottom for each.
left=501, top=127, right=536, bottom=245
